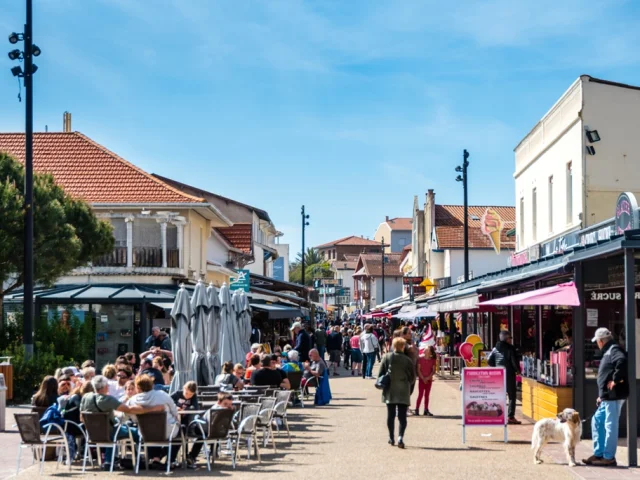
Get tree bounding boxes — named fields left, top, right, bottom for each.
left=289, top=248, right=333, bottom=286
left=291, top=248, right=324, bottom=268
left=0, top=152, right=115, bottom=308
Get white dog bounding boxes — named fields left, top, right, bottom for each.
left=531, top=408, right=582, bottom=466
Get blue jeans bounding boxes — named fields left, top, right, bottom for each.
left=592, top=399, right=625, bottom=460
left=365, top=352, right=376, bottom=377
left=104, top=425, right=139, bottom=465
left=318, top=346, right=326, bottom=361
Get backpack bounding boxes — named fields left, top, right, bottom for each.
left=39, top=404, right=65, bottom=431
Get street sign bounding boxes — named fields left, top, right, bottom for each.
left=230, top=269, right=250, bottom=292
left=403, top=276, right=424, bottom=285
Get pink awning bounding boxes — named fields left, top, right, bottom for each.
left=477, top=282, right=580, bottom=307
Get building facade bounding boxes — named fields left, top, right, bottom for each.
left=373, top=217, right=412, bottom=253
left=515, top=75, right=640, bottom=252
left=353, top=253, right=403, bottom=310
left=315, top=235, right=382, bottom=261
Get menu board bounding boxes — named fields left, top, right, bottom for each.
left=462, top=367, right=507, bottom=427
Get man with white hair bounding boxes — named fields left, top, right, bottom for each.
left=282, top=350, right=302, bottom=373
left=291, top=319, right=311, bottom=363
left=80, top=375, right=164, bottom=470
left=583, top=328, right=629, bottom=467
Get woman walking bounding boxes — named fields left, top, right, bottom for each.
left=360, top=324, right=379, bottom=379
left=378, top=337, right=415, bottom=449
left=350, top=327, right=363, bottom=376
left=416, top=345, right=436, bottom=416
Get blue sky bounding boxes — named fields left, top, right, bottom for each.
left=2, top=1, right=640, bottom=258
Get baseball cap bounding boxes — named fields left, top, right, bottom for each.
left=290, top=321, right=302, bottom=331
left=592, top=327, right=612, bottom=343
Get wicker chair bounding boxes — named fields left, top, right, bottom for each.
left=273, top=390, right=293, bottom=441
left=14, top=412, right=71, bottom=476
left=81, top=412, right=135, bottom=473
left=186, top=408, right=235, bottom=471
left=135, top=412, right=184, bottom=474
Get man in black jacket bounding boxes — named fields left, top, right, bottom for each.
left=488, top=330, right=521, bottom=425
left=583, top=328, right=628, bottom=467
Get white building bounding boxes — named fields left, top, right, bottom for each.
left=515, top=75, right=640, bottom=252
left=373, top=217, right=413, bottom=253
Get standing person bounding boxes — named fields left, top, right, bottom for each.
left=360, top=324, right=380, bottom=379
left=291, top=320, right=311, bottom=363
left=487, top=330, right=521, bottom=425
left=415, top=346, right=436, bottom=416
left=583, top=328, right=629, bottom=467
left=343, top=329, right=353, bottom=372
left=314, top=323, right=327, bottom=360
left=350, top=327, right=363, bottom=376
left=144, top=326, right=163, bottom=351
left=378, top=337, right=416, bottom=449
left=326, top=326, right=343, bottom=376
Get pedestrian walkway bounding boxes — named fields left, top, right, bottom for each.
left=5, top=368, right=639, bottom=479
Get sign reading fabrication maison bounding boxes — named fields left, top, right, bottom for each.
left=462, top=367, right=507, bottom=427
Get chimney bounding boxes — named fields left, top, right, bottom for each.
left=385, top=215, right=389, bottom=222
left=63, top=111, right=72, bottom=132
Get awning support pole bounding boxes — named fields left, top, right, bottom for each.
left=572, top=262, right=585, bottom=428
left=624, top=248, right=637, bottom=467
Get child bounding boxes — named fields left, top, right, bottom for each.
left=416, top=345, right=436, bottom=416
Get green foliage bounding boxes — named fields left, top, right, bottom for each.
left=289, top=247, right=334, bottom=286
left=0, top=310, right=95, bottom=403
left=0, top=152, right=115, bottom=296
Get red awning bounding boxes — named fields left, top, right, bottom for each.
left=477, top=282, right=580, bottom=307
left=362, top=311, right=390, bottom=319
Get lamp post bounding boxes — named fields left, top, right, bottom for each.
left=300, top=205, right=309, bottom=286
left=8, top=0, right=41, bottom=359
left=456, top=149, right=470, bottom=341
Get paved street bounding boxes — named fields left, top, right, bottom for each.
left=8, top=364, right=637, bottom=480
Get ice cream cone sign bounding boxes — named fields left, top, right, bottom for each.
left=481, top=208, right=504, bottom=254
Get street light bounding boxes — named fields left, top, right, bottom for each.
left=455, top=149, right=470, bottom=342
left=301, top=205, right=310, bottom=286
left=8, top=0, right=41, bottom=359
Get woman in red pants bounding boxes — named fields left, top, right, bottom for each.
left=415, top=346, right=436, bottom=416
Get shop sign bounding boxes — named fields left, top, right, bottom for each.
left=540, top=231, right=580, bottom=258
left=462, top=367, right=507, bottom=443
left=507, top=245, right=540, bottom=267
left=580, top=222, right=613, bottom=247
left=403, top=276, right=424, bottom=285
left=230, top=269, right=250, bottom=292
left=588, top=290, right=640, bottom=301
left=615, top=192, right=639, bottom=234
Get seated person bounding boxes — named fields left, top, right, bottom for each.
left=214, top=361, right=244, bottom=390
left=80, top=375, right=164, bottom=471
left=250, top=356, right=290, bottom=389
left=138, top=357, right=165, bottom=389
left=128, top=375, right=180, bottom=469
left=281, top=350, right=302, bottom=373
left=244, top=355, right=261, bottom=382
left=302, top=348, right=326, bottom=388
left=185, top=393, right=234, bottom=467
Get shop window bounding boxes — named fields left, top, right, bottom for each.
left=93, top=304, right=135, bottom=370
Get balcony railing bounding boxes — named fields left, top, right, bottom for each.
left=93, top=247, right=180, bottom=268
left=94, top=247, right=127, bottom=267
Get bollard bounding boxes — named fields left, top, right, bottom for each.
left=0, top=373, right=6, bottom=432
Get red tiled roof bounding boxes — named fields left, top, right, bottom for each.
left=316, top=235, right=381, bottom=249
left=215, top=224, right=252, bottom=254
left=0, top=132, right=203, bottom=204
left=402, top=244, right=411, bottom=251
left=354, top=253, right=403, bottom=277
left=434, top=205, right=516, bottom=249
left=386, top=217, right=412, bottom=231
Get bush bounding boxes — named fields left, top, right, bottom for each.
left=1, top=309, right=94, bottom=403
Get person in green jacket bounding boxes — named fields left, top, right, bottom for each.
left=315, top=323, right=327, bottom=360
left=378, top=337, right=416, bottom=449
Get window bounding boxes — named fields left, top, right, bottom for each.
left=519, top=197, right=525, bottom=248
left=398, top=238, right=407, bottom=247
left=532, top=188, right=537, bottom=242
left=110, top=218, right=127, bottom=247
left=566, top=162, right=573, bottom=224
left=548, top=176, right=554, bottom=233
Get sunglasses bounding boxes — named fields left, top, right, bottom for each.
left=117, top=374, right=128, bottom=379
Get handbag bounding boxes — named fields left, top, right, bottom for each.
left=375, top=353, right=393, bottom=391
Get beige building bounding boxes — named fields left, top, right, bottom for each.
left=515, top=75, right=640, bottom=252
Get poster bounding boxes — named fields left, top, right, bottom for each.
left=462, top=367, right=506, bottom=427
left=586, top=309, right=598, bottom=327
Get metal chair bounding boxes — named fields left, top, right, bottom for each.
left=14, top=412, right=71, bottom=476
left=81, top=412, right=135, bottom=473
left=186, top=408, right=235, bottom=471
left=256, top=397, right=277, bottom=453
left=135, top=412, right=184, bottom=474
left=287, top=371, right=305, bottom=408
left=228, top=403, right=261, bottom=467
left=273, top=390, right=292, bottom=441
